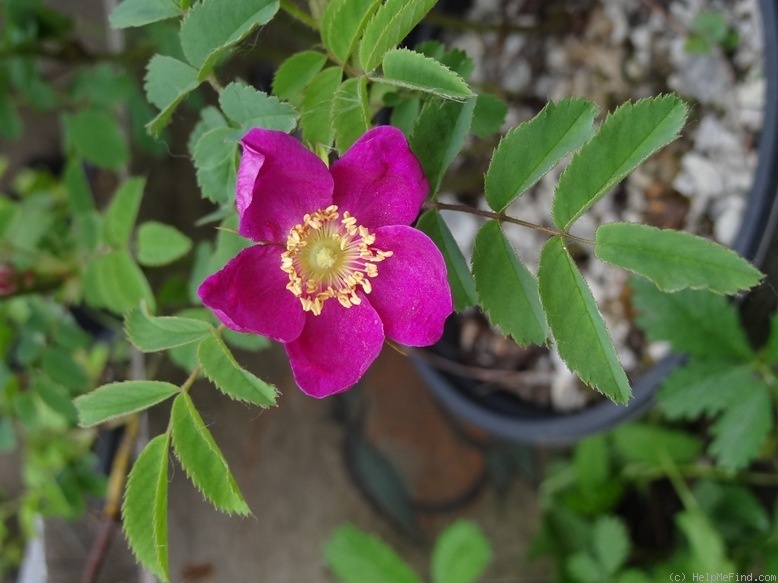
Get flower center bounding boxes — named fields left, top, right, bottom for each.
left=280, top=205, right=392, bottom=315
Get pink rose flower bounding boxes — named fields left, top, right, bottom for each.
left=198, top=127, right=453, bottom=398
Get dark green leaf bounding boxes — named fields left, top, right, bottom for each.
left=63, top=109, right=129, bottom=169
left=272, top=51, right=327, bottom=106
left=485, top=98, right=598, bottom=212
left=197, top=333, right=277, bottom=406
left=75, top=380, right=180, bottom=427
left=431, top=520, right=492, bottom=583
left=300, top=67, right=342, bottom=146
left=122, top=434, right=170, bottom=582
left=553, top=95, right=687, bottom=230
left=416, top=210, right=478, bottom=311
left=538, top=236, right=631, bottom=404
left=125, top=301, right=212, bottom=352
left=471, top=93, right=507, bottom=137
left=595, top=222, right=762, bottom=294
left=42, top=348, right=88, bottom=393
left=472, top=220, right=547, bottom=345
left=764, top=310, right=778, bottom=366
left=710, top=381, right=772, bottom=470
left=136, top=220, right=193, bottom=267
left=331, top=77, right=370, bottom=154
left=109, top=0, right=181, bottom=28
left=170, top=393, right=250, bottom=514
left=390, top=97, right=420, bottom=135
left=219, top=81, right=297, bottom=132
left=325, top=525, right=423, bottom=583
left=379, top=48, right=473, bottom=100
left=144, top=55, right=200, bottom=136
left=409, top=97, right=475, bottom=196
left=321, top=0, right=381, bottom=64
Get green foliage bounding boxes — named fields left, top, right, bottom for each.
left=74, top=380, right=180, bottom=427
left=109, top=0, right=181, bottom=28
left=83, top=250, right=156, bottom=314
left=485, top=98, right=598, bottom=212
left=219, top=81, right=298, bottom=132
left=321, top=0, right=381, bottom=64
left=63, top=109, right=129, bottom=169
left=122, top=434, right=170, bottom=582
left=538, top=236, right=630, bottom=404
left=685, top=11, right=739, bottom=54
left=379, top=49, right=473, bottom=100
left=272, top=51, right=327, bottom=105
left=595, top=223, right=762, bottom=294
left=553, top=95, right=687, bottom=230
left=170, top=393, right=250, bottom=514
left=332, top=77, right=370, bottom=153
left=191, top=126, right=238, bottom=204
left=143, top=55, right=200, bottom=135
left=136, top=221, right=193, bottom=266
left=103, top=178, right=145, bottom=248
left=611, top=423, right=702, bottom=466
left=300, top=67, right=342, bottom=146
left=471, top=93, right=507, bottom=137
left=125, top=302, right=212, bottom=351
left=472, top=220, right=547, bottom=346
left=431, top=520, right=493, bottom=583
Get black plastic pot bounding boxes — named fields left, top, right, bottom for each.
left=413, top=0, right=778, bottom=444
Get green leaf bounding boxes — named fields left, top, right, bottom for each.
left=42, top=348, right=88, bottom=393
left=485, top=98, right=598, bottom=212
left=170, top=393, right=250, bottom=514
left=136, top=221, right=193, bottom=267
left=763, top=310, right=778, bottom=366
left=630, top=277, right=753, bottom=360
left=358, top=0, right=436, bottom=72
left=573, top=435, right=610, bottom=489
left=143, top=55, right=200, bottom=136
left=390, top=96, right=420, bottom=135
left=219, top=81, right=297, bottom=132
left=612, top=423, right=702, bottom=465
left=553, top=95, right=687, bottom=230
left=416, top=210, right=478, bottom=311
left=331, top=77, right=370, bottom=154
left=537, top=236, right=631, bottom=404
left=300, top=67, right=342, bottom=146
left=192, top=127, right=238, bottom=204
left=710, top=380, right=772, bottom=471
left=595, top=223, right=762, bottom=294
left=677, top=509, right=732, bottom=573
left=63, top=109, right=129, bottom=169
left=592, top=516, right=629, bottom=575
left=272, top=51, right=327, bottom=106
left=125, top=302, right=212, bottom=352
left=197, top=333, right=277, bottom=406
left=75, top=380, right=180, bottom=427
left=63, top=159, right=94, bottom=215
left=179, top=0, right=280, bottom=79
left=0, top=82, right=22, bottom=140
left=471, top=93, right=507, bottom=137
left=325, top=525, right=423, bottom=583
left=657, top=361, right=758, bottom=420
left=431, top=520, right=492, bottom=583
left=188, top=106, right=228, bottom=156
left=472, top=220, right=547, bottom=345
left=103, top=177, right=145, bottom=248
left=109, top=0, right=181, bottom=28
left=122, top=434, right=170, bottom=582
left=379, top=49, right=473, bottom=100
left=82, top=250, right=155, bottom=314
left=409, top=97, right=475, bottom=196
left=321, top=0, right=381, bottom=64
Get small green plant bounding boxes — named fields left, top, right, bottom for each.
left=324, top=520, right=492, bottom=583
left=685, top=11, right=739, bottom=55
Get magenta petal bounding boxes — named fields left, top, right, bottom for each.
left=237, top=129, right=334, bottom=243
left=331, top=126, right=428, bottom=229
left=198, top=245, right=305, bottom=343
left=285, top=300, right=384, bottom=398
left=369, top=225, right=453, bottom=346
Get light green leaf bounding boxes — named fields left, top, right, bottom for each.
left=103, top=177, right=145, bottom=248
left=109, top=0, right=181, bottom=28
left=192, top=127, right=238, bottom=204
left=272, top=51, right=327, bottom=106
left=612, top=423, right=702, bottom=465
left=122, top=434, right=170, bottom=582
left=358, top=0, right=436, bottom=72
left=630, top=277, right=753, bottom=360
left=219, top=81, right=298, bottom=132
left=136, top=221, right=193, bottom=267
left=332, top=77, right=370, bottom=154
left=188, top=106, right=228, bottom=157
left=170, top=393, right=250, bottom=514
left=677, top=509, right=732, bottom=573
left=179, top=0, right=280, bottom=79
left=379, top=49, right=473, bottom=100
left=83, top=250, right=156, bottom=314
left=197, top=333, right=277, bottom=406
left=595, top=223, right=762, bottom=294
left=553, top=95, right=687, bottom=230
left=573, top=435, right=610, bottom=489
left=63, top=159, right=94, bottom=214
left=321, top=0, right=381, bottom=63
left=125, top=302, right=212, bottom=352
left=63, top=109, right=129, bottom=169
left=710, top=381, right=772, bottom=471
left=431, top=521, right=492, bottom=583
left=485, top=98, right=598, bottom=212
left=592, top=516, right=629, bottom=575
left=143, top=55, right=200, bottom=136
left=538, top=236, right=631, bottom=404
left=416, top=210, right=478, bottom=311
left=472, top=220, right=547, bottom=345
left=75, top=380, right=180, bottom=427
left=42, top=348, right=88, bottom=393
left=325, top=525, right=423, bottom=583
left=300, top=67, right=342, bottom=146
left=409, top=97, right=475, bottom=196
left=471, top=93, right=507, bottom=137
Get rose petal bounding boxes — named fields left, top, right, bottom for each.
left=198, top=244, right=305, bottom=343
left=237, top=129, right=334, bottom=243
left=331, top=126, right=428, bottom=229
left=369, top=225, right=453, bottom=346
left=285, top=299, right=384, bottom=398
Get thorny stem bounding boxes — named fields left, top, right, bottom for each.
left=427, top=201, right=596, bottom=246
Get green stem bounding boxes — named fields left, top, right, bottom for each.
left=427, top=200, right=596, bottom=246
left=280, top=0, right=318, bottom=30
